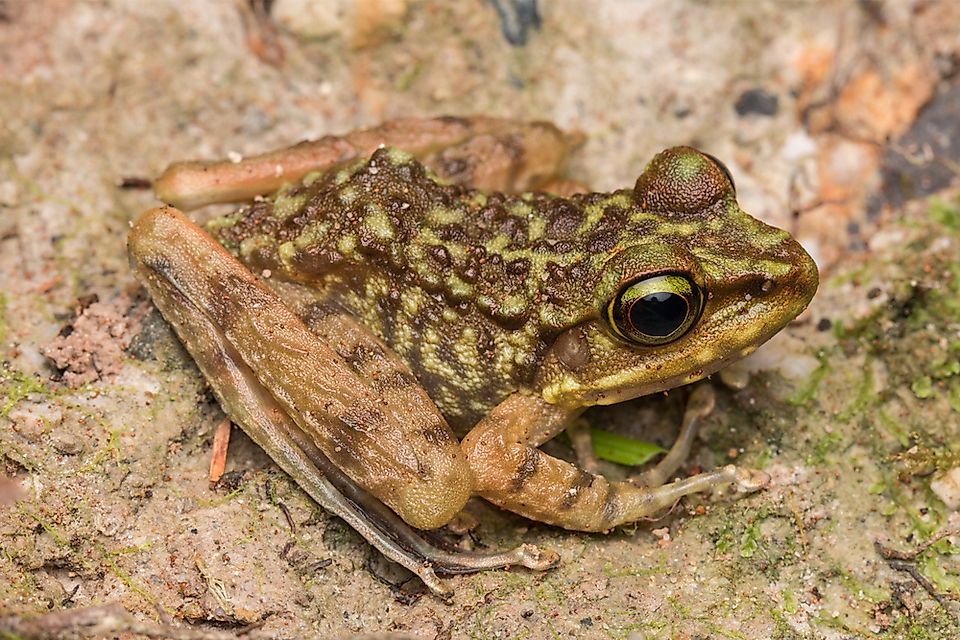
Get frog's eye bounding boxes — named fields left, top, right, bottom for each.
left=606, top=274, right=704, bottom=345
left=702, top=153, right=736, bottom=195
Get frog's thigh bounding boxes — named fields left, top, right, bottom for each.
left=298, top=306, right=429, bottom=394
left=288, top=307, right=560, bottom=572
left=129, top=266, right=463, bottom=595
left=129, top=210, right=560, bottom=594
left=128, top=207, right=471, bottom=530
left=461, top=393, right=769, bottom=532
left=155, top=116, right=572, bottom=210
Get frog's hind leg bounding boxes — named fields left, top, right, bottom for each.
left=462, top=393, right=769, bottom=533
left=154, top=117, right=573, bottom=211
left=128, top=207, right=557, bottom=597
left=291, top=305, right=562, bottom=575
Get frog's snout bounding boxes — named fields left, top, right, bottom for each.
left=782, top=235, right=820, bottom=313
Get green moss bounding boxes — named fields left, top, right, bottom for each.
left=867, top=482, right=886, bottom=495
left=533, top=580, right=564, bottom=639
left=714, top=527, right=735, bottom=555
left=805, top=432, right=845, bottom=466
left=836, top=566, right=887, bottom=603
left=602, top=554, right=667, bottom=579
left=931, top=357, right=960, bottom=378
left=877, top=409, right=911, bottom=447
left=787, top=352, right=830, bottom=406
left=394, top=61, right=424, bottom=91
left=194, top=486, right=243, bottom=508
left=0, top=366, right=49, bottom=418
left=929, top=196, right=960, bottom=232
left=779, top=589, right=798, bottom=615
left=106, top=541, right=155, bottom=557
left=77, top=424, right=123, bottom=473
left=831, top=294, right=888, bottom=343
left=881, top=605, right=960, bottom=639
left=838, top=358, right=875, bottom=420
left=0, top=440, right=40, bottom=473
left=665, top=597, right=749, bottom=639
left=770, top=607, right=804, bottom=640
left=738, top=525, right=761, bottom=558
left=712, top=506, right=780, bottom=562
left=919, top=548, right=960, bottom=596
left=17, top=506, right=70, bottom=547
left=949, top=379, right=960, bottom=413
left=749, top=446, right=773, bottom=470
left=896, top=438, right=960, bottom=477
left=102, top=553, right=158, bottom=607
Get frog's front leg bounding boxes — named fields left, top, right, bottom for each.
left=566, top=385, right=729, bottom=487
left=128, top=207, right=557, bottom=597
left=632, top=384, right=716, bottom=488
left=461, top=393, right=768, bottom=532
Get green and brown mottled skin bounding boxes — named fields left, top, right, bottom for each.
left=128, top=117, right=818, bottom=597
left=210, top=145, right=815, bottom=430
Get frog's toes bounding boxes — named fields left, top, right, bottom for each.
left=515, top=543, right=561, bottom=571
left=730, top=466, right=771, bottom=493
left=416, top=566, right=455, bottom=601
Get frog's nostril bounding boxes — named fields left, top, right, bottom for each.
left=738, top=277, right=776, bottom=301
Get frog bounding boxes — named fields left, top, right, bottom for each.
left=127, top=116, right=819, bottom=598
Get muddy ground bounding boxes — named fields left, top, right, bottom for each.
left=1, top=1, right=959, bottom=638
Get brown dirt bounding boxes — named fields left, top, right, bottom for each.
left=41, top=295, right=138, bottom=387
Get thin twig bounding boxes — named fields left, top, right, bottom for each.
left=209, top=418, right=232, bottom=483
left=117, top=176, right=153, bottom=189
left=882, top=555, right=952, bottom=611
left=277, top=500, right=296, bottom=534
left=874, top=526, right=959, bottom=562
left=875, top=529, right=960, bottom=615
left=59, top=583, right=80, bottom=607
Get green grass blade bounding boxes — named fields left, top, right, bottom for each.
left=590, top=428, right=666, bottom=466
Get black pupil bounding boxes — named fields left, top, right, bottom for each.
left=628, top=291, right=688, bottom=337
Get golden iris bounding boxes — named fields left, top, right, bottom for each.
left=607, top=274, right=703, bottom=345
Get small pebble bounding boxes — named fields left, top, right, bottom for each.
left=931, top=467, right=960, bottom=510
left=52, top=433, right=85, bottom=455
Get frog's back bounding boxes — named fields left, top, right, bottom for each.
left=211, top=148, right=614, bottom=428
left=208, top=146, right=812, bottom=429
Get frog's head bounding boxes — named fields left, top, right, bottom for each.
left=537, top=146, right=819, bottom=407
